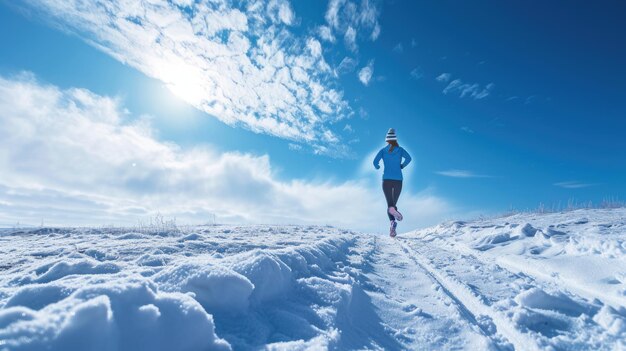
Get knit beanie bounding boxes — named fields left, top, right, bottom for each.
left=385, top=128, right=397, bottom=142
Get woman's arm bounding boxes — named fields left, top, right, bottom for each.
left=373, top=149, right=383, bottom=169
left=401, top=148, right=412, bottom=169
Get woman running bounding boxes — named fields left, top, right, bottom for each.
left=373, top=128, right=412, bottom=237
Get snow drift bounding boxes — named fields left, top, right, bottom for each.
left=0, top=209, right=624, bottom=350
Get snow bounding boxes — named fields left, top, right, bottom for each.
left=0, top=278, right=230, bottom=351
left=404, top=208, right=626, bottom=350
left=0, top=209, right=625, bottom=350
left=154, top=262, right=254, bottom=313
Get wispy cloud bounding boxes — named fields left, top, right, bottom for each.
left=393, top=42, right=404, bottom=53
left=317, top=25, right=335, bottom=43
left=16, top=0, right=381, bottom=155
left=358, top=60, right=374, bottom=86
left=325, top=0, right=381, bottom=51
left=436, top=170, right=491, bottom=178
left=554, top=181, right=595, bottom=189
left=505, top=95, right=540, bottom=105
left=460, top=126, right=474, bottom=134
left=344, top=26, right=358, bottom=51
left=335, top=56, right=358, bottom=75
left=358, top=107, right=369, bottom=119
left=0, top=73, right=453, bottom=231
left=436, top=73, right=493, bottom=100
left=525, top=95, right=537, bottom=104
left=410, top=67, right=423, bottom=80
left=288, top=143, right=303, bottom=151
left=436, top=73, right=451, bottom=82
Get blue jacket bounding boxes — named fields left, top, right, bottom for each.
left=373, top=145, right=412, bottom=180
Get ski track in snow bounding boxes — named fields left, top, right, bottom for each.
left=398, top=239, right=547, bottom=351
left=401, top=209, right=626, bottom=351
left=396, top=240, right=519, bottom=350
left=0, top=209, right=625, bottom=350
left=349, top=236, right=495, bottom=350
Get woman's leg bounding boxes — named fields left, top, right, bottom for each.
left=387, top=180, right=403, bottom=221
left=392, top=180, right=403, bottom=210
left=382, top=180, right=395, bottom=221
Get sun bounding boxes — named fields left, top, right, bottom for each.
left=156, top=59, right=205, bottom=107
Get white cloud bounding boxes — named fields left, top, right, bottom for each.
left=324, top=0, right=381, bottom=51
left=325, top=0, right=345, bottom=28
left=436, top=73, right=451, bottom=82
left=393, top=42, right=403, bottom=53
left=288, top=143, right=302, bottom=151
left=270, top=0, right=296, bottom=25
left=358, top=107, right=368, bottom=119
left=554, top=181, right=594, bottom=189
left=410, top=67, right=423, bottom=80
left=0, top=74, right=454, bottom=232
left=344, top=26, right=358, bottom=52
left=17, top=0, right=353, bottom=155
left=472, top=83, right=494, bottom=99
left=460, top=126, right=475, bottom=134
left=358, top=60, right=374, bottom=86
left=436, top=170, right=491, bottom=178
left=437, top=73, right=493, bottom=100
left=370, top=23, right=381, bottom=40
left=442, top=79, right=462, bottom=94
left=336, top=57, right=358, bottom=75
left=317, top=25, right=335, bottom=42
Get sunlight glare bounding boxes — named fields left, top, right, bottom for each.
left=157, top=59, right=205, bottom=107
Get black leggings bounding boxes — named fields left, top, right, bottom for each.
left=382, top=180, right=403, bottom=221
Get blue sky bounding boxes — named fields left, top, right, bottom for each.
left=1, top=0, right=625, bottom=230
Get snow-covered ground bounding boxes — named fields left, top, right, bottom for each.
left=0, top=209, right=624, bottom=350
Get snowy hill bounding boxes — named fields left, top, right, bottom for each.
left=0, top=209, right=625, bottom=350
